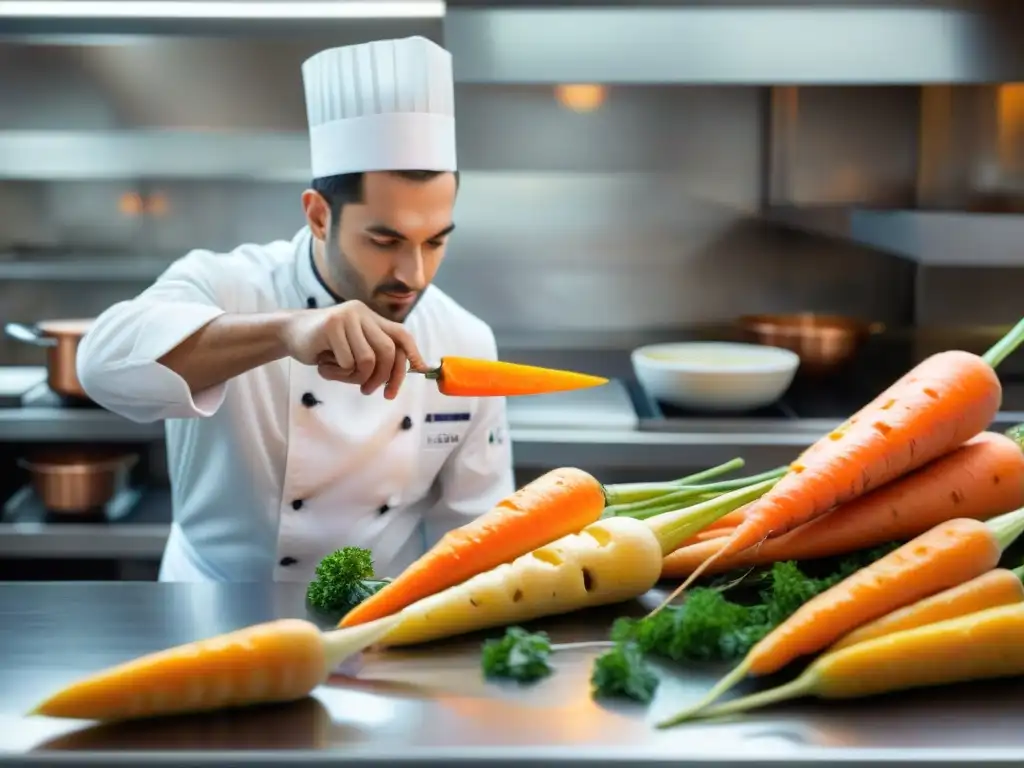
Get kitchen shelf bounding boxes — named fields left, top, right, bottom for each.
left=0, top=407, right=165, bottom=442
left=0, top=258, right=171, bottom=281
left=0, top=130, right=312, bottom=182
left=768, top=206, right=1024, bottom=267
left=444, top=3, right=1024, bottom=85
left=0, top=403, right=816, bottom=470
left=0, top=485, right=172, bottom=560
left=848, top=209, right=1024, bottom=267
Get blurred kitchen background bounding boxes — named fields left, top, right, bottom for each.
left=3, top=0, right=1024, bottom=580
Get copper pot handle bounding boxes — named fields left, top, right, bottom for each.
left=5, top=322, right=57, bottom=348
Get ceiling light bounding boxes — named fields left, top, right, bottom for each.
left=0, top=1, right=444, bottom=19
left=555, top=84, right=607, bottom=113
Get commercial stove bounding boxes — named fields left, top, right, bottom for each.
left=630, top=336, right=1024, bottom=434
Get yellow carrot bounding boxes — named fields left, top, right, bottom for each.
left=376, top=479, right=781, bottom=648
left=666, top=603, right=1024, bottom=724
left=660, top=505, right=1024, bottom=725
left=30, top=614, right=400, bottom=722
left=830, top=564, right=1024, bottom=651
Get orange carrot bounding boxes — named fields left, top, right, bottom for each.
left=655, top=315, right=1024, bottom=607
left=424, top=357, right=608, bottom=397
left=706, top=508, right=746, bottom=530
left=830, top=564, right=1024, bottom=651
left=30, top=615, right=400, bottom=722
left=340, top=467, right=608, bottom=628
left=663, top=603, right=1024, bottom=724
left=662, top=431, right=1024, bottom=578
left=694, top=527, right=734, bottom=542
left=658, top=504, right=1024, bottom=725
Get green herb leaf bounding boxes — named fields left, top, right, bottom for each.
left=620, top=543, right=902, bottom=664
left=481, top=627, right=553, bottom=683
left=591, top=641, right=660, bottom=703
left=306, top=547, right=389, bottom=619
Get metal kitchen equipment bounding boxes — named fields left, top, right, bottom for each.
left=0, top=366, right=47, bottom=407
left=17, top=450, right=138, bottom=514
left=5, top=319, right=94, bottom=400
left=631, top=341, right=800, bottom=412
left=737, top=313, right=885, bottom=378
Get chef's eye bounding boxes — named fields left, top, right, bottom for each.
left=370, top=238, right=400, bottom=250
left=426, top=239, right=446, bottom=250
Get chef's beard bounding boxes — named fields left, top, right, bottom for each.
left=324, top=234, right=424, bottom=323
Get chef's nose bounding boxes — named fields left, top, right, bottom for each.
left=394, top=248, right=426, bottom=290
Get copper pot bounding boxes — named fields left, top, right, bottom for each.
left=18, top=450, right=138, bottom=513
left=737, top=313, right=885, bottom=377
left=5, top=319, right=93, bottom=399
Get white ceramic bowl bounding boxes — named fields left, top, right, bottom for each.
left=631, top=341, right=800, bottom=412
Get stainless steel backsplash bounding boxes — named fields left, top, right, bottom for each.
left=0, top=39, right=1016, bottom=366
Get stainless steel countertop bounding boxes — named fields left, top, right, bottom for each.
left=2, top=582, right=1024, bottom=766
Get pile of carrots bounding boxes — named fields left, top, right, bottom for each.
left=29, top=317, right=1024, bottom=726
left=649, top=317, right=1024, bottom=723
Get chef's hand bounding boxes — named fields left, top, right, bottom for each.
left=282, top=301, right=428, bottom=399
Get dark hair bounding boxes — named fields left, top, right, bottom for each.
left=311, top=170, right=460, bottom=227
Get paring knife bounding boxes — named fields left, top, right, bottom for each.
left=316, top=353, right=608, bottom=397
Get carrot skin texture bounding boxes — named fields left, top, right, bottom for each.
left=746, top=515, right=1009, bottom=676
left=31, top=619, right=327, bottom=722
left=662, top=431, right=1024, bottom=578
left=830, top=567, right=1024, bottom=652
left=724, top=350, right=1001, bottom=556
left=660, top=506, right=1024, bottom=724
left=434, top=357, right=608, bottom=397
left=340, top=467, right=606, bottom=628
left=667, top=603, right=1024, bottom=724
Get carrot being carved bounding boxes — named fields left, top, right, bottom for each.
left=423, top=356, right=608, bottom=397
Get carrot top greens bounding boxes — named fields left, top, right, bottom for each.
left=610, top=543, right=901, bottom=666
left=583, top=543, right=902, bottom=703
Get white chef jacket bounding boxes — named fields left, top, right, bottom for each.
left=76, top=227, right=515, bottom=583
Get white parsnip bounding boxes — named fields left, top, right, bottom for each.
left=378, top=517, right=664, bottom=647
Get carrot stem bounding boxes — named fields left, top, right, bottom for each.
left=604, top=459, right=745, bottom=505
left=645, top=477, right=782, bottom=556
left=982, top=317, right=1024, bottom=369
left=320, top=615, right=403, bottom=671
left=659, top=670, right=815, bottom=726
left=550, top=641, right=615, bottom=651
left=607, top=468, right=788, bottom=518
left=658, top=658, right=753, bottom=727
left=606, top=494, right=717, bottom=520
left=986, top=505, right=1024, bottom=551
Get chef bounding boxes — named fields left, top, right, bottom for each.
left=75, top=36, right=515, bottom=583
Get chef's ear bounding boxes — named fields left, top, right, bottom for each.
left=301, top=189, right=332, bottom=241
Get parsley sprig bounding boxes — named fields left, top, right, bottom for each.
left=479, top=544, right=900, bottom=703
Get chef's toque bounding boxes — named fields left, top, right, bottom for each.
left=301, top=36, right=457, bottom=178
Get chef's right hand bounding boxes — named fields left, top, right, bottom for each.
left=281, top=301, right=428, bottom=399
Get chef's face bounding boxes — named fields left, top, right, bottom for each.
left=304, top=171, right=457, bottom=322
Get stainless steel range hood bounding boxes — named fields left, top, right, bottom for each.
left=0, top=0, right=444, bottom=37
left=0, top=1, right=445, bottom=181
left=444, top=1, right=1024, bottom=85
